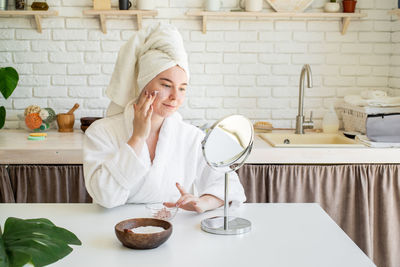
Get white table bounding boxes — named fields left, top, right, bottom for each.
left=0, top=203, right=376, bottom=267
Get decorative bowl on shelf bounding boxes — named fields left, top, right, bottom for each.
left=145, top=203, right=178, bottom=221
left=265, top=0, right=314, bottom=12
left=80, top=116, right=103, bottom=133
left=115, top=218, right=172, bottom=249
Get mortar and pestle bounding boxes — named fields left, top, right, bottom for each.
left=57, top=103, right=79, bottom=132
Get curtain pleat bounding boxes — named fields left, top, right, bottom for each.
left=237, top=164, right=400, bottom=267
left=8, top=165, right=91, bottom=203
left=0, top=165, right=15, bottom=203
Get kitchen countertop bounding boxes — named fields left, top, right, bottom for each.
left=1, top=129, right=400, bottom=164
left=0, top=129, right=83, bottom=164
left=0, top=203, right=376, bottom=267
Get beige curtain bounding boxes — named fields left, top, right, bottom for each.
left=8, top=165, right=91, bottom=203
left=0, top=165, right=15, bottom=203
left=237, top=164, right=400, bottom=267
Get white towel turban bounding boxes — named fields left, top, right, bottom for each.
left=105, top=23, right=189, bottom=116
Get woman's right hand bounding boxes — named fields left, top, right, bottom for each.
left=130, top=90, right=156, bottom=143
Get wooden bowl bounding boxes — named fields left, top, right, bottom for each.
left=81, top=125, right=89, bottom=132
left=80, top=117, right=102, bottom=126
left=115, top=218, right=172, bottom=249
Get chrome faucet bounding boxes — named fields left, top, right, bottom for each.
left=295, top=64, right=314, bottom=134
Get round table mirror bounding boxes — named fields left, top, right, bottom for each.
left=200, top=115, right=254, bottom=235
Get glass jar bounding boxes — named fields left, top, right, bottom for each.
left=31, top=0, right=48, bottom=10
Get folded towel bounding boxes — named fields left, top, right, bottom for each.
left=344, top=95, right=368, bottom=106
left=360, top=90, right=387, bottom=99
left=366, top=97, right=400, bottom=107
left=344, top=95, right=400, bottom=107
left=356, top=135, right=400, bottom=148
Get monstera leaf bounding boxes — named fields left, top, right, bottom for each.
left=0, top=217, right=81, bottom=267
left=0, top=67, right=18, bottom=100
left=0, top=67, right=19, bottom=129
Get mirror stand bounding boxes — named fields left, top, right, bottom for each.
left=200, top=114, right=254, bottom=235
left=200, top=172, right=251, bottom=235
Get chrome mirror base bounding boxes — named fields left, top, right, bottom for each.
left=201, top=216, right=251, bottom=235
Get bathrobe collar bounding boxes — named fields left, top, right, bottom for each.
left=122, top=99, right=182, bottom=202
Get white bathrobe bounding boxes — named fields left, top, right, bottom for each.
left=83, top=101, right=246, bottom=208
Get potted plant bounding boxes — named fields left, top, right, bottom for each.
left=0, top=67, right=19, bottom=129
left=0, top=217, right=81, bottom=266
left=324, top=0, right=340, bottom=13
left=342, top=0, right=357, bottom=13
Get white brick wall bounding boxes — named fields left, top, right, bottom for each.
left=0, top=0, right=399, bottom=129
left=390, top=11, right=400, bottom=96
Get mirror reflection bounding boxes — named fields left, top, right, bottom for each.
left=202, top=115, right=254, bottom=169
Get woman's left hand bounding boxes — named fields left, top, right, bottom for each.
left=163, top=183, right=205, bottom=213
left=163, top=183, right=223, bottom=213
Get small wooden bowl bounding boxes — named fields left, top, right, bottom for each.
left=80, top=117, right=103, bottom=133
left=115, top=218, right=172, bottom=250
left=80, top=125, right=89, bottom=132
left=80, top=117, right=102, bottom=126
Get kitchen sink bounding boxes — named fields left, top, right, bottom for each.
left=259, top=133, right=365, bottom=147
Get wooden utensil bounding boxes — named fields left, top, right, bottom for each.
left=67, top=103, right=79, bottom=115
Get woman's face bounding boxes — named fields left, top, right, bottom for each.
left=143, top=66, right=188, bottom=118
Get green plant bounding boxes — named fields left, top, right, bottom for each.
left=330, top=0, right=336, bottom=2
left=0, top=217, right=81, bottom=267
left=0, top=67, right=19, bottom=129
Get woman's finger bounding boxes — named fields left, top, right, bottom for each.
left=163, top=202, right=176, bottom=208
left=176, top=182, right=187, bottom=196
left=146, top=104, right=153, bottom=120
left=180, top=197, right=198, bottom=207
left=136, top=90, right=148, bottom=109
left=140, top=91, right=156, bottom=114
left=175, top=194, right=191, bottom=207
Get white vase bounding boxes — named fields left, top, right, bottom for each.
left=324, top=2, right=340, bottom=13
left=240, top=0, right=263, bottom=12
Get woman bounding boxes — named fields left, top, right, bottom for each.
left=83, top=23, right=246, bottom=211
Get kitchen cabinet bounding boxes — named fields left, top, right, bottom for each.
left=237, top=163, right=400, bottom=267
left=1, top=130, right=399, bottom=267
left=0, top=164, right=91, bottom=203
left=0, top=130, right=91, bottom=203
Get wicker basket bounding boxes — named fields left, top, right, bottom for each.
left=336, top=102, right=400, bottom=134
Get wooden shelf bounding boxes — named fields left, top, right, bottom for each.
left=83, top=9, right=157, bottom=33
left=388, top=9, right=400, bottom=19
left=0, top=10, right=59, bottom=33
left=186, top=10, right=367, bottom=35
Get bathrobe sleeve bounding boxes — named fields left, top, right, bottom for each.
left=193, top=133, right=246, bottom=207
left=83, top=120, right=149, bottom=208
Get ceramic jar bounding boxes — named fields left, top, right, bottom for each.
left=240, top=0, right=263, bottom=12
left=324, top=2, right=340, bottom=13
left=204, top=0, right=222, bottom=11
left=135, top=0, right=155, bottom=10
